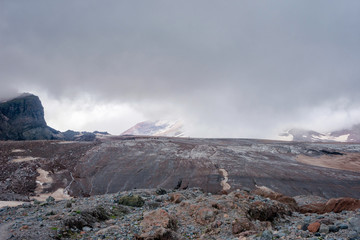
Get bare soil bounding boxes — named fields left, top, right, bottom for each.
left=297, top=152, right=360, bottom=173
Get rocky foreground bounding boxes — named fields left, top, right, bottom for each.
left=1, top=187, right=359, bottom=240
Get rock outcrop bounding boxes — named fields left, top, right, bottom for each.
left=299, top=197, right=360, bottom=214
left=0, top=93, right=60, bottom=140
left=251, top=186, right=299, bottom=211
left=0, top=93, right=105, bottom=141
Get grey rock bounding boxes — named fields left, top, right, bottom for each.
left=156, top=188, right=167, bottom=195
left=22, top=203, right=32, bottom=208
left=300, top=231, right=310, bottom=238
left=339, top=223, right=348, bottom=229
left=329, top=225, right=340, bottom=232
left=301, top=223, right=309, bottom=231
left=319, top=224, right=329, bottom=234
left=83, top=226, right=92, bottom=232
left=46, top=196, right=55, bottom=203
left=304, top=216, right=311, bottom=223
left=65, top=201, right=72, bottom=208
left=349, top=216, right=360, bottom=232
left=348, top=230, right=358, bottom=239
left=260, top=230, right=273, bottom=240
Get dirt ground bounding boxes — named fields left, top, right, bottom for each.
left=296, top=153, right=360, bottom=173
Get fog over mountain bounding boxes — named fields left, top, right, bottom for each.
left=1, top=1, right=360, bottom=138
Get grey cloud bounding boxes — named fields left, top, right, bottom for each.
left=0, top=0, right=360, bottom=137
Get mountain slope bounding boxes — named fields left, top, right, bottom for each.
left=1, top=136, right=360, bottom=203
left=70, top=137, right=360, bottom=199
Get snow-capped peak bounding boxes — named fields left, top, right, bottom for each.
left=121, top=120, right=184, bottom=137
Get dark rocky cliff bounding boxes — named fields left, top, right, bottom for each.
left=0, top=93, right=60, bottom=140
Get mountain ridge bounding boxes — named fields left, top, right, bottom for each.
left=121, top=120, right=184, bottom=137
left=279, top=124, right=360, bottom=143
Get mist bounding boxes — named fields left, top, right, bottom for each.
left=1, top=1, right=359, bottom=138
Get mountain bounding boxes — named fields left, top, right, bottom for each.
left=0, top=93, right=61, bottom=140
left=121, top=120, right=184, bottom=137
left=279, top=124, right=360, bottom=143
left=331, top=124, right=360, bottom=142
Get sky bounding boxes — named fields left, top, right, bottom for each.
left=1, top=1, right=360, bottom=138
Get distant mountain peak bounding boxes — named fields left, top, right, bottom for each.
left=279, top=124, right=360, bottom=143
left=0, top=92, right=33, bottom=103
left=121, top=120, right=184, bottom=137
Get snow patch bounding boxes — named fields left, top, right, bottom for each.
left=57, top=141, right=77, bottom=144
left=122, top=120, right=184, bottom=137
left=11, top=156, right=38, bottom=163
left=311, top=133, right=349, bottom=142
left=31, top=168, right=71, bottom=201
left=11, top=149, right=25, bottom=153
left=0, top=201, right=26, bottom=209
left=278, top=131, right=293, bottom=141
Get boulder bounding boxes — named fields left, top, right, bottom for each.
left=195, top=207, right=217, bottom=225
left=232, top=218, right=254, bottom=234
left=251, top=186, right=298, bottom=211
left=307, top=222, right=320, bottom=233
left=118, top=195, right=145, bottom=207
left=139, top=209, right=178, bottom=240
left=170, top=193, right=184, bottom=204
left=319, top=224, right=329, bottom=234
left=63, top=206, right=109, bottom=230
left=248, top=201, right=291, bottom=221
left=324, top=198, right=360, bottom=213
left=300, top=197, right=360, bottom=214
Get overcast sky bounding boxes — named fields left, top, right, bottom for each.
left=1, top=1, right=360, bottom=138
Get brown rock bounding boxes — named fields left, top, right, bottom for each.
left=211, top=220, right=222, bottom=228
left=220, top=190, right=229, bottom=195
left=299, top=203, right=324, bottom=214
left=19, top=225, right=29, bottom=231
left=307, top=222, right=320, bottom=233
left=138, top=227, right=179, bottom=240
left=196, top=207, right=217, bottom=225
left=248, top=201, right=291, bottom=221
left=251, top=186, right=298, bottom=211
left=300, top=197, right=360, bottom=214
left=238, top=230, right=257, bottom=238
left=170, top=193, right=184, bottom=204
left=319, top=218, right=334, bottom=225
left=324, top=197, right=360, bottom=213
left=232, top=218, right=254, bottom=234
left=233, top=191, right=251, bottom=200
left=96, top=225, right=121, bottom=235
left=139, top=209, right=178, bottom=239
